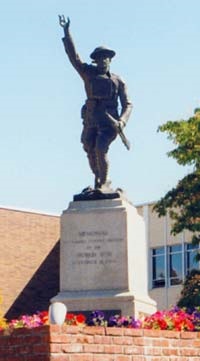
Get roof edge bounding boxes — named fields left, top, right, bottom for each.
left=0, top=205, right=60, bottom=217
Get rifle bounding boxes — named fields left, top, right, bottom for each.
left=106, top=112, right=131, bottom=150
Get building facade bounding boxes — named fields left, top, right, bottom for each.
left=0, top=207, right=60, bottom=319
left=137, top=202, right=198, bottom=309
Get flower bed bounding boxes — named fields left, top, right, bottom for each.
left=1, top=307, right=200, bottom=334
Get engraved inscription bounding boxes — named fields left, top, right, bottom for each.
left=69, top=230, right=123, bottom=266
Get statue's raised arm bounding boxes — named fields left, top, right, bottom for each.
left=58, top=15, right=70, bottom=36
left=58, top=15, right=84, bottom=74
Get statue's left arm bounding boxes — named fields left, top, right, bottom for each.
left=118, top=79, right=133, bottom=128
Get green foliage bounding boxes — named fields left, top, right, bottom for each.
left=158, top=109, right=200, bottom=168
left=154, top=109, right=200, bottom=256
left=154, top=171, right=200, bottom=239
left=177, top=269, right=200, bottom=308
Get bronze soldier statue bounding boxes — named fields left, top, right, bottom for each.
left=59, top=16, right=132, bottom=193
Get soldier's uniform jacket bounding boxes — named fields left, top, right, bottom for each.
left=62, top=32, right=132, bottom=129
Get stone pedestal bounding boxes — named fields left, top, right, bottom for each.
left=52, top=198, right=156, bottom=317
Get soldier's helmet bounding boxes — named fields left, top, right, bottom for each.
left=90, top=46, right=116, bottom=60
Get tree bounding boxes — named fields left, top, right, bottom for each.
left=153, top=108, right=200, bottom=258
left=177, top=269, right=200, bottom=308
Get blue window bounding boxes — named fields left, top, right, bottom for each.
left=185, top=243, right=200, bottom=274
left=169, top=245, right=183, bottom=286
left=152, top=247, right=166, bottom=288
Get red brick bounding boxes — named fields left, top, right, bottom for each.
left=144, top=347, right=163, bottom=356
left=23, top=356, right=50, bottom=361
left=157, top=330, right=181, bottom=339
left=21, top=344, right=33, bottom=353
left=179, top=338, right=194, bottom=347
left=50, top=343, right=62, bottom=353
left=180, top=348, right=200, bottom=356
left=50, top=356, right=70, bottom=361
left=113, top=336, right=133, bottom=345
left=151, top=338, right=169, bottom=347
left=115, top=356, right=132, bottom=361
left=12, top=327, right=30, bottom=336
left=76, top=334, right=94, bottom=344
left=170, top=339, right=181, bottom=347
left=149, top=358, right=168, bottom=361
left=134, top=337, right=149, bottom=346
left=105, top=327, right=124, bottom=336
left=104, top=344, right=123, bottom=354
left=162, top=348, right=180, bottom=356
left=143, top=330, right=158, bottom=338
left=62, top=325, right=81, bottom=334
left=50, top=333, right=63, bottom=343
left=70, top=355, right=93, bottom=361
left=0, top=336, right=9, bottom=346
left=24, top=335, right=44, bottom=344
left=93, top=356, right=115, bottom=361
left=49, top=325, right=62, bottom=334
left=33, top=343, right=49, bottom=353
left=30, top=325, right=50, bottom=335
left=5, top=358, right=28, bottom=361
left=83, top=343, right=104, bottom=353
left=167, top=358, right=188, bottom=361
left=61, top=344, right=83, bottom=353
left=124, top=346, right=143, bottom=355
left=124, top=329, right=143, bottom=337
left=192, top=339, right=200, bottom=347
left=181, top=331, right=198, bottom=339
left=59, top=334, right=77, bottom=343
left=82, top=326, right=105, bottom=335
left=94, top=335, right=112, bottom=344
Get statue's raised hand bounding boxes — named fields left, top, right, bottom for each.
left=58, top=15, right=70, bottom=34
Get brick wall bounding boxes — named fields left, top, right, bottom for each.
left=1, top=325, right=200, bottom=360
left=0, top=326, right=50, bottom=361
left=0, top=208, right=60, bottom=318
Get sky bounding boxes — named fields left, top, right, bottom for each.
left=1, top=0, right=200, bottom=215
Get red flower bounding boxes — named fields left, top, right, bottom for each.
left=157, top=318, right=168, bottom=330
left=66, top=313, right=76, bottom=325
left=75, top=314, right=86, bottom=324
left=66, top=313, right=75, bottom=320
left=39, top=311, right=48, bottom=324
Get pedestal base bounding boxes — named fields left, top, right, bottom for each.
left=52, top=198, right=156, bottom=317
left=52, top=290, right=156, bottom=318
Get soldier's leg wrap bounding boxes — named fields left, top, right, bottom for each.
left=95, top=126, right=117, bottom=188
left=87, top=150, right=99, bottom=178
left=81, top=126, right=101, bottom=187
left=96, top=150, right=109, bottom=187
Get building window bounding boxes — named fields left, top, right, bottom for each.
left=152, top=247, right=166, bottom=288
left=185, top=243, right=200, bottom=274
left=169, top=245, right=183, bottom=286
left=151, top=242, right=200, bottom=289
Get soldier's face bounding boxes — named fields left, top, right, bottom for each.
left=95, top=55, right=111, bottom=74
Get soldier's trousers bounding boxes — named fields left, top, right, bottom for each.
left=81, top=124, right=117, bottom=187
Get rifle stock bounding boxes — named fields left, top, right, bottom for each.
left=106, top=112, right=131, bottom=150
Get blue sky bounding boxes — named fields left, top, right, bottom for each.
left=1, top=0, right=199, bottom=214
